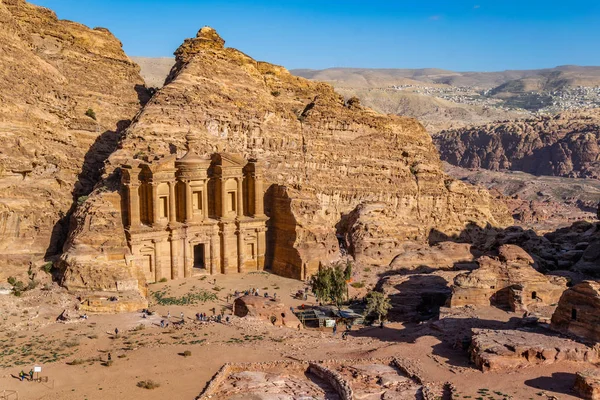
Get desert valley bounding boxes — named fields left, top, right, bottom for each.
left=1, top=1, right=600, bottom=399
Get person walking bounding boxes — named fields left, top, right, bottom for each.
left=332, top=323, right=337, bottom=336
left=107, top=353, right=112, bottom=362
left=114, top=327, right=119, bottom=337
left=19, top=370, right=25, bottom=381
left=180, top=312, right=184, bottom=320
left=167, top=310, right=171, bottom=319
left=28, top=369, right=34, bottom=381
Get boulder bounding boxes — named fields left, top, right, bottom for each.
left=233, top=295, right=301, bottom=329
left=470, top=328, right=598, bottom=373
left=575, top=370, right=600, bottom=400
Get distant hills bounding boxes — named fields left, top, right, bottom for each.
left=292, top=65, right=600, bottom=91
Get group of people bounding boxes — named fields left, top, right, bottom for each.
left=18, top=369, right=34, bottom=382
left=232, top=287, right=276, bottom=299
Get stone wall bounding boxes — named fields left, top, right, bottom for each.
left=308, top=363, right=353, bottom=400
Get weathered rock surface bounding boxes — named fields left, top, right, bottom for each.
left=470, top=328, right=598, bottom=372
left=60, top=27, right=511, bottom=292
left=444, top=163, right=600, bottom=232
left=0, top=0, right=146, bottom=278
left=435, top=111, right=600, bottom=178
left=234, top=295, right=301, bottom=329
left=575, top=369, right=600, bottom=400
left=450, top=245, right=567, bottom=311
left=377, top=271, right=457, bottom=321
left=551, top=281, right=600, bottom=343
left=387, top=241, right=476, bottom=272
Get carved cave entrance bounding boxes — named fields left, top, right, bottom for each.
left=193, top=244, right=206, bottom=270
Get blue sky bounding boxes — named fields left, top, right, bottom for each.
left=29, top=0, right=600, bottom=71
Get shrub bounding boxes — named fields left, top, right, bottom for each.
left=41, top=262, right=53, bottom=274
left=350, top=282, right=365, bottom=289
left=27, top=280, right=38, bottom=291
left=137, top=380, right=160, bottom=389
left=271, top=90, right=281, bottom=97
left=132, top=324, right=145, bottom=331
left=182, top=350, right=191, bottom=357
left=103, top=360, right=113, bottom=367
left=77, top=196, right=88, bottom=206
left=85, top=108, right=96, bottom=120
left=158, top=277, right=168, bottom=283
left=7, top=276, right=16, bottom=286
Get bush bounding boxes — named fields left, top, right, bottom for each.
left=77, top=196, right=88, bottom=206
left=350, top=282, right=365, bottom=289
left=182, top=350, right=192, bottom=357
left=103, top=360, right=113, bottom=367
left=271, top=90, right=281, bottom=97
left=27, top=280, right=39, bottom=291
left=41, top=262, right=53, bottom=274
left=85, top=108, right=96, bottom=120
left=158, top=277, right=168, bottom=283
left=7, top=276, right=17, bottom=286
left=137, top=380, right=160, bottom=389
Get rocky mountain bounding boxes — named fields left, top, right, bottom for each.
left=435, top=110, right=600, bottom=178
left=0, top=0, right=147, bottom=279
left=59, top=27, right=512, bottom=293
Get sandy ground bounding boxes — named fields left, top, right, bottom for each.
left=0, top=273, right=591, bottom=400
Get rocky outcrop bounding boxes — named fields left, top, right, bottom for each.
left=60, top=26, right=511, bottom=293
left=450, top=245, right=567, bottom=311
left=575, top=370, right=600, bottom=400
left=470, top=328, right=598, bottom=372
left=551, top=281, right=600, bottom=342
left=435, top=111, right=600, bottom=178
left=0, top=0, right=146, bottom=278
left=377, top=271, right=456, bottom=321
left=233, top=295, right=301, bottom=329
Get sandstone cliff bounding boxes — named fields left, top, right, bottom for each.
left=60, top=27, right=512, bottom=292
left=435, top=111, right=600, bottom=178
left=0, top=0, right=147, bottom=278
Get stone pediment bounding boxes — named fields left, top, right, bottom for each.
left=142, top=155, right=177, bottom=173
left=212, top=152, right=246, bottom=168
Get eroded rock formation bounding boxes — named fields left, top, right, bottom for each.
left=575, top=370, right=600, bottom=400
left=551, top=281, right=600, bottom=342
left=0, top=0, right=146, bottom=278
left=59, top=27, right=511, bottom=294
left=450, top=245, right=567, bottom=311
left=470, top=328, right=598, bottom=372
left=233, top=295, right=301, bottom=329
left=435, top=111, right=600, bottom=178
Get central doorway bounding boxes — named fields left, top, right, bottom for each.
left=193, top=244, right=205, bottom=269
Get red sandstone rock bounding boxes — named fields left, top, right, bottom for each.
left=233, top=295, right=301, bottom=329
left=551, top=281, right=600, bottom=343
left=575, top=369, right=600, bottom=400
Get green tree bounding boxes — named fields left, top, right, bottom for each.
left=310, top=263, right=348, bottom=309
left=365, top=291, right=392, bottom=323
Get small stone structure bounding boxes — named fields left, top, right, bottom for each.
left=233, top=295, right=301, bottom=329
left=551, top=281, right=600, bottom=342
left=121, top=132, right=268, bottom=282
left=450, top=245, right=567, bottom=311
left=575, top=369, right=600, bottom=400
